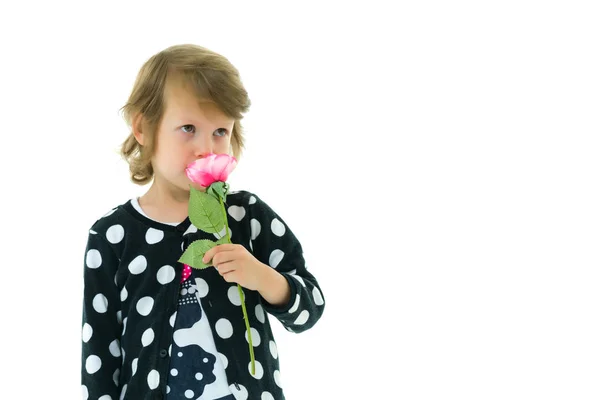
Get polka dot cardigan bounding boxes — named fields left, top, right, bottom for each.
left=81, top=190, right=325, bottom=400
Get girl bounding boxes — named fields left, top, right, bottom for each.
left=81, top=44, right=325, bottom=400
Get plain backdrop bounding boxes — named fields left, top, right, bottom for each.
left=1, top=1, right=599, bottom=399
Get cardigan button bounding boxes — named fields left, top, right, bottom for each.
left=159, top=349, right=168, bottom=358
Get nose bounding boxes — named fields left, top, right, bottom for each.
left=193, top=132, right=214, bottom=158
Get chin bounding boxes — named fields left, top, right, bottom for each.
left=188, top=182, right=207, bottom=192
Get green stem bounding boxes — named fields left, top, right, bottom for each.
left=219, top=195, right=256, bottom=375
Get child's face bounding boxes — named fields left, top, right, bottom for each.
left=152, top=80, right=235, bottom=194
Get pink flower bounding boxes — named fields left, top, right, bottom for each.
left=186, top=153, right=237, bottom=187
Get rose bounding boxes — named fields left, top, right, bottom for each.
left=179, top=153, right=256, bottom=374
left=185, top=153, right=237, bottom=188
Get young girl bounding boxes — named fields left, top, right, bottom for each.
left=81, top=44, right=325, bottom=400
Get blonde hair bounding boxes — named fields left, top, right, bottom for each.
left=120, top=44, right=251, bottom=185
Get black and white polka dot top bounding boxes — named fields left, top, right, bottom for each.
left=81, top=190, right=326, bottom=400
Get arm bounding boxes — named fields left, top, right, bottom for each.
left=249, top=194, right=325, bottom=333
left=81, top=228, right=122, bottom=398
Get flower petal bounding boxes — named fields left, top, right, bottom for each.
left=212, top=154, right=237, bottom=182
left=187, top=154, right=221, bottom=186
left=186, top=169, right=215, bottom=187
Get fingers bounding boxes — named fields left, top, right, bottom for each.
left=215, top=260, right=236, bottom=274
left=221, top=271, right=237, bottom=283
left=203, top=243, right=239, bottom=264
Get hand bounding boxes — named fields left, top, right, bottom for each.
left=202, top=244, right=268, bottom=291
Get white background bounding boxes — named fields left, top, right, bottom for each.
left=0, top=1, right=599, bottom=399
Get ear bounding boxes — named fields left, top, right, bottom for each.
left=132, top=113, right=145, bottom=146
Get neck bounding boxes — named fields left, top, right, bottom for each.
left=138, top=178, right=190, bottom=223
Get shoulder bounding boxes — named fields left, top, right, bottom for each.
left=226, top=189, right=275, bottom=214
left=87, top=199, right=134, bottom=235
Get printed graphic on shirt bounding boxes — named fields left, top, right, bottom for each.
left=167, top=276, right=231, bottom=399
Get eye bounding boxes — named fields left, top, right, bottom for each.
left=181, top=125, right=196, bottom=134
left=215, top=128, right=228, bottom=137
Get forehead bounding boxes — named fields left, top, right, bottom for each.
left=163, top=78, right=233, bottom=124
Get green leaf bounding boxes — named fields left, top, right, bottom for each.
left=178, top=239, right=218, bottom=269
left=208, top=181, right=228, bottom=203
left=189, top=186, right=225, bottom=234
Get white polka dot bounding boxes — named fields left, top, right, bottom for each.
left=250, top=219, right=261, bottom=240
left=185, top=390, right=194, bottom=398
left=118, top=285, right=127, bottom=302
left=180, top=288, right=188, bottom=296
left=128, top=255, right=147, bottom=274
left=109, top=339, right=121, bottom=357
left=116, top=311, right=122, bottom=324
left=106, top=224, right=125, bottom=244
left=261, top=392, right=275, bottom=400
left=213, top=225, right=232, bottom=240
left=288, top=294, right=300, bottom=314
left=119, top=384, right=127, bottom=400
left=248, top=360, right=264, bottom=379
left=230, top=383, right=248, bottom=400
left=203, top=357, right=209, bottom=363
left=228, top=286, right=242, bottom=306
left=271, top=218, right=285, bottom=236
left=136, top=296, right=154, bottom=316
left=249, top=196, right=257, bottom=205
left=188, top=286, right=196, bottom=294
left=274, top=370, right=282, bottom=388
left=195, top=372, right=203, bottom=380
left=82, top=323, right=93, bottom=343
left=141, top=328, right=154, bottom=347
left=219, top=352, right=228, bottom=369
left=92, top=294, right=108, bottom=313
left=81, top=385, right=88, bottom=400
left=255, top=304, right=265, bottom=323
left=89, top=229, right=97, bottom=235
left=183, top=224, right=198, bottom=235
left=294, top=310, right=310, bottom=325
left=147, top=370, right=160, bottom=390
left=145, top=228, right=164, bottom=244
left=122, top=317, right=127, bottom=335
left=215, top=318, right=233, bottom=339
left=249, top=240, right=253, bottom=251
left=103, top=208, right=116, bottom=218
left=178, top=352, right=183, bottom=357
left=166, top=386, right=170, bottom=394
left=245, top=327, right=261, bottom=347
left=113, top=368, right=120, bottom=386
left=157, top=265, right=176, bottom=284
left=228, top=205, right=246, bottom=221
left=313, top=287, right=324, bottom=305
left=170, top=368, right=178, bottom=376
left=98, top=396, right=112, bottom=400
left=131, top=358, right=138, bottom=376
left=269, top=249, right=284, bottom=268
left=121, top=348, right=125, bottom=363
left=269, top=340, right=278, bottom=359
left=86, top=250, right=102, bottom=269
left=291, top=274, right=306, bottom=287
left=169, top=345, right=172, bottom=356
left=85, top=355, right=101, bottom=374
left=170, top=312, right=177, bottom=327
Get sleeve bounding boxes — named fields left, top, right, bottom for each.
left=81, top=227, right=122, bottom=399
left=248, top=193, right=325, bottom=333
